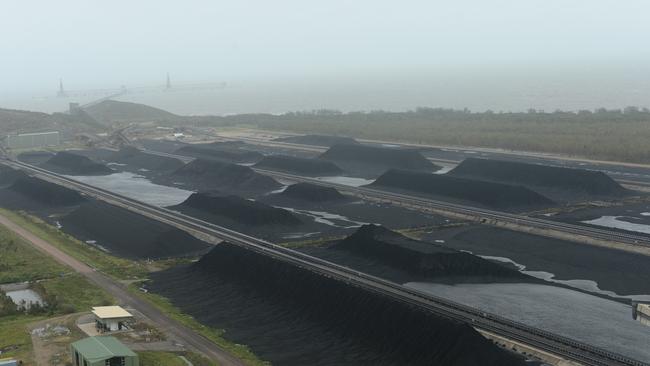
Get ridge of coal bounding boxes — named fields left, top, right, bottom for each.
left=253, top=154, right=343, bottom=176
left=279, top=182, right=346, bottom=202
left=370, top=169, right=555, bottom=211
left=109, top=146, right=184, bottom=172
left=449, top=157, right=628, bottom=197
left=274, top=134, right=359, bottom=147
left=320, top=144, right=439, bottom=171
left=7, top=176, right=86, bottom=206
left=174, top=142, right=263, bottom=163
left=149, top=242, right=525, bottom=366
left=41, top=151, right=113, bottom=175
left=333, top=224, right=524, bottom=278
left=166, top=159, right=281, bottom=193
left=60, top=200, right=210, bottom=259
left=0, top=166, right=29, bottom=187
left=169, top=191, right=302, bottom=226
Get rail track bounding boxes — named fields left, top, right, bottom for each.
left=3, top=158, right=648, bottom=366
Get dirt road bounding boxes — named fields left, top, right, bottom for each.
left=0, top=214, right=244, bottom=366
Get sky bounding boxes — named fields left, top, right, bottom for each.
left=1, top=0, right=649, bottom=113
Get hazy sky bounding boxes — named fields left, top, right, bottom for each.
left=2, top=0, right=649, bottom=112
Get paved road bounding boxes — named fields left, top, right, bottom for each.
left=0, top=214, right=244, bottom=366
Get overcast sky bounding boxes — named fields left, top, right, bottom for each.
left=2, top=0, right=649, bottom=111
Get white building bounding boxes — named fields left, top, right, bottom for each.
left=92, top=306, right=134, bottom=332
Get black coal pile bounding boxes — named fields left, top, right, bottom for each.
left=274, top=134, right=359, bottom=147
left=0, top=166, right=28, bottom=187
left=279, top=182, right=346, bottom=202
left=253, top=155, right=343, bottom=176
left=109, top=147, right=184, bottom=173
left=16, top=151, right=55, bottom=165
left=174, top=142, right=263, bottom=163
left=149, top=243, right=525, bottom=366
left=332, top=225, right=524, bottom=279
left=41, top=151, right=113, bottom=175
left=449, top=158, right=629, bottom=199
left=1, top=176, right=86, bottom=207
left=60, top=200, right=210, bottom=259
left=370, top=169, right=555, bottom=211
left=162, top=159, right=281, bottom=193
left=168, top=191, right=302, bottom=227
left=320, top=144, right=440, bottom=176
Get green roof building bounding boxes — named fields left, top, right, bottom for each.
left=70, top=336, right=139, bottom=366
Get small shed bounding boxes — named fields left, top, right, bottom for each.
left=92, top=306, right=134, bottom=332
left=71, top=336, right=138, bottom=366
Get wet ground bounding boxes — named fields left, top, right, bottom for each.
left=406, top=282, right=650, bottom=362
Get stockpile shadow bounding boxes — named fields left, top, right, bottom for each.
left=149, top=243, right=525, bottom=366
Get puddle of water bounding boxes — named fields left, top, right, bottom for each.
left=433, top=164, right=455, bottom=174
left=5, top=289, right=45, bottom=309
left=66, top=172, right=194, bottom=207
left=277, top=206, right=368, bottom=228
left=582, top=216, right=650, bottom=235
left=281, top=232, right=321, bottom=239
left=478, top=254, right=650, bottom=301
left=405, top=282, right=650, bottom=362
left=316, top=176, right=375, bottom=187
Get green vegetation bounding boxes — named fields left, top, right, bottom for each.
left=0, top=314, right=46, bottom=362
left=138, top=351, right=218, bottom=366
left=130, top=286, right=268, bottom=366
left=139, top=351, right=187, bottom=366
left=0, top=209, right=265, bottom=365
left=195, top=107, right=650, bottom=164
left=0, top=214, right=113, bottom=362
left=0, top=209, right=148, bottom=280
left=0, top=225, right=63, bottom=284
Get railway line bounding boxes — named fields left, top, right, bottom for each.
left=3, top=158, right=648, bottom=366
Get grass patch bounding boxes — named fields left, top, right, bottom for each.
left=130, top=286, right=268, bottom=366
left=139, top=351, right=219, bottom=366
left=0, top=314, right=45, bottom=362
left=139, top=351, right=187, bottom=366
left=0, top=224, right=64, bottom=284
left=0, top=209, right=148, bottom=280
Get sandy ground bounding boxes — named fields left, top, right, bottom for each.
left=0, top=213, right=244, bottom=366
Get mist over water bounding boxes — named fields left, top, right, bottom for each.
left=4, top=66, right=650, bottom=115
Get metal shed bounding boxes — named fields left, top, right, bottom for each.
left=70, top=336, right=139, bottom=366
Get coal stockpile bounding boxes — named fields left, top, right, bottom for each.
left=275, top=134, right=359, bottom=147
left=168, top=191, right=302, bottom=227
left=2, top=176, right=86, bottom=207
left=16, top=151, right=55, bottom=165
left=109, top=147, right=184, bottom=173
left=370, top=169, right=554, bottom=211
left=320, top=144, right=440, bottom=175
left=163, top=159, right=281, bottom=193
left=449, top=158, right=628, bottom=199
left=253, top=155, right=343, bottom=176
left=279, top=182, right=346, bottom=202
left=0, top=166, right=28, bottom=187
left=332, top=225, right=524, bottom=279
left=174, top=142, right=263, bottom=163
left=60, top=200, right=210, bottom=259
left=41, top=151, right=113, bottom=175
left=149, top=243, right=525, bottom=366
